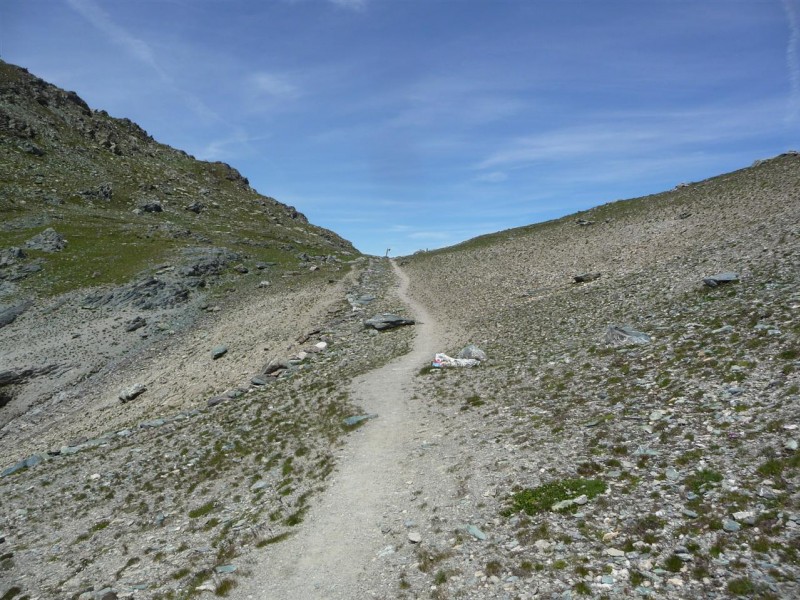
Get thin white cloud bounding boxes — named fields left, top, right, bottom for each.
left=66, top=0, right=224, bottom=126
left=66, top=0, right=169, bottom=82
left=474, top=171, right=508, bottom=183
left=409, top=231, right=452, bottom=240
left=249, top=72, right=300, bottom=99
left=783, top=0, right=800, bottom=121
left=194, top=130, right=272, bottom=161
left=330, top=0, right=367, bottom=11
left=477, top=100, right=789, bottom=171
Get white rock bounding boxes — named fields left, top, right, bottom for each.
left=606, top=548, right=625, bottom=557
left=408, top=531, right=422, bottom=543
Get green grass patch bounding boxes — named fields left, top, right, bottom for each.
left=504, top=478, right=607, bottom=516
left=188, top=501, right=215, bottom=519
left=684, top=469, right=723, bottom=494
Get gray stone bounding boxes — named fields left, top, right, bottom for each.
left=703, top=272, right=740, bottom=287
left=139, top=418, right=166, bottom=429
left=251, top=376, right=268, bottom=386
left=408, top=531, right=422, bottom=543
left=457, top=344, right=488, bottom=362
left=125, top=316, right=147, bottom=332
left=214, top=564, right=237, bottom=574
left=0, top=300, right=33, bottom=329
left=574, top=272, right=601, bottom=283
left=250, top=481, right=268, bottom=491
left=552, top=498, right=575, bottom=511
left=604, top=325, right=651, bottom=346
left=119, top=383, right=147, bottom=403
left=723, top=519, right=741, bottom=532
left=464, top=524, right=487, bottom=540
left=665, top=467, right=680, bottom=481
left=211, top=345, right=228, bottom=359
left=207, top=395, right=228, bottom=407
left=364, top=313, right=415, bottom=331
left=140, top=201, right=163, bottom=213
left=25, top=228, right=67, bottom=252
left=343, top=414, right=378, bottom=427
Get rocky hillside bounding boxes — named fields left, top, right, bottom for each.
left=0, top=60, right=355, bottom=300
left=0, top=60, right=359, bottom=439
left=393, top=153, right=800, bottom=598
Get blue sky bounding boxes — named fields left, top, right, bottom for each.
left=2, top=0, right=799, bottom=255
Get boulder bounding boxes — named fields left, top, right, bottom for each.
left=365, top=313, right=415, bottom=331
left=140, top=201, right=163, bottom=213
left=119, top=383, right=147, bottom=403
left=574, top=272, right=601, bottom=283
left=604, top=325, right=651, bottom=346
left=25, top=228, right=67, bottom=252
left=0, top=300, right=33, bottom=328
left=124, top=316, right=147, bottom=332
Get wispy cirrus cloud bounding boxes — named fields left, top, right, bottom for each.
left=65, top=0, right=223, bottom=125
left=477, top=100, right=789, bottom=171
left=474, top=171, right=508, bottom=183
left=330, top=0, right=368, bottom=11
left=193, top=129, right=273, bottom=162
left=65, top=0, right=169, bottom=81
left=249, top=72, right=300, bottom=99
left=783, top=0, right=800, bottom=121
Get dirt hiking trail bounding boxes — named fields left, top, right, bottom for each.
left=236, top=260, right=446, bottom=599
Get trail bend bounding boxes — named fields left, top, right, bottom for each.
left=236, top=260, right=444, bottom=600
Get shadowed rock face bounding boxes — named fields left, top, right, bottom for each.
left=0, top=300, right=32, bottom=328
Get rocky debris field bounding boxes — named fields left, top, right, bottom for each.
left=379, top=154, right=799, bottom=599
left=0, top=258, right=417, bottom=599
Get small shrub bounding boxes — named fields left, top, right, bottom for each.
left=727, top=577, right=755, bottom=596
left=664, top=554, right=683, bottom=573
left=574, top=581, right=591, bottom=595
left=215, top=579, right=237, bottom=596
left=485, top=560, right=503, bottom=576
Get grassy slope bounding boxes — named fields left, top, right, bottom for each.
left=0, top=60, right=358, bottom=301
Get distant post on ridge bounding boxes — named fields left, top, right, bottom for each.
left=385, top=248, right=391, bottom=258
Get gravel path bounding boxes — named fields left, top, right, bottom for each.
left=235, top=260, right=443, bottom=599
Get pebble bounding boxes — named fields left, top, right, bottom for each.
left=211, top=345, right=228, bottom=359
left=464, top=524, right=487, bottom=540
left=723, top=519, right=741, bottom=532
left=215, top=564, right=236, bottom=574
left=408, top=531, right=422, bottom=543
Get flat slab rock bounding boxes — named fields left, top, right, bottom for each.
left=703, top=271, right=740, bottom=287
left=364, top=313, right=415, bottom=330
